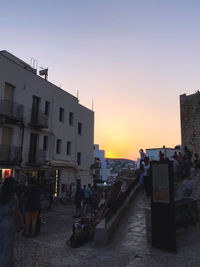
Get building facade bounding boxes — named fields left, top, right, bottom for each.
left=0, top=50, right=94, bottom=197
left=180, top=92, right=200, bottom=154
left=93, top=144, right=107, bottom=182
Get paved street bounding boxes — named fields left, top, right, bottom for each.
left=15, top=191, right=200, bottom=266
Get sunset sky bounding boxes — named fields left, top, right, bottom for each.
left=1, top=0, right=200, bottom=160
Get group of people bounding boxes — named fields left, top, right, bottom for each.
left=139, top=146, right=195, bottom=197
left=159, top=146, right=193, bottom=182
left=0, top=177, right=45, bottom=267
left=75, top=183, right=100, bottom=217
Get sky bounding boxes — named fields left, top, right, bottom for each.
left=1, top=0, right=200, bottom=160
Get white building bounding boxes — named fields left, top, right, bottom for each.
left=145, top=146, right=179, bottom=161
left=93, top=144, right=107, bottom=181
left=0, top=50, right=94, bottom=197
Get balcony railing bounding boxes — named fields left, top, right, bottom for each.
left=29, top=109, right=48, bottom=128
left=0, top=145, right=22, bottom=164
left=0, top=99, right=24, bottom=122
left=27, top=148, right=47, bottom=166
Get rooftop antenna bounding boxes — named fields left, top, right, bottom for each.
left=30, top=57, right=38, bottom=72
left=39, top=67, right=48, bottom=81
left=92, top=100, right=94, bottom=111
left=77, top=90, right=79, bottom=101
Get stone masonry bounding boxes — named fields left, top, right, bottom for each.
left=180, top=92, right=200, bottom=153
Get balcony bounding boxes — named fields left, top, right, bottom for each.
left=0, top=145, right=22, bottom=165
left=27, top=148, right=47, bottom=166
left=29, top=109, right=48, bottom=128
left=0, top=99, right=24, bottom=123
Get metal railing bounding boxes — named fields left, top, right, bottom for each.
left=0, top=145, right=22, bottom=164
left=27, top=148, right=47, bottom=165
left=29, top=109, right=48, bottom=128
left=0, top=99, right=24, bottom=121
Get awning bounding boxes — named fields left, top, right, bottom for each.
left=0, top=165, right=22, bottom=170
left=20, top=165, right=53, bottom=171
left=49, top=160, right=78, bottom=169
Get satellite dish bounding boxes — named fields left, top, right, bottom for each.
left=39, top=69, right=48, bottom=76
left=39, top=68, right=48, bottom=80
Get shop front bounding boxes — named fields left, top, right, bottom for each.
left=0, top=168, right=14, bottom=183
left=19, top=167, right=56, bottom=194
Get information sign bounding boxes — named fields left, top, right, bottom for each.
left=152, top=163, right=170, bottom=203
left=151, top=161, right=176, bottom=252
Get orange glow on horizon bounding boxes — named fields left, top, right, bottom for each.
left=94, top=89, right=181, bottom=161
left=105, top=151, right=119, bottom=159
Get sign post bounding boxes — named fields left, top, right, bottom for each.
left=151, top=161, right=176, bottom=252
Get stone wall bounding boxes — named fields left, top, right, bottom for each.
left=180, top=93, right=200, bottom=154
left=94, top=183, right=141, bottom=245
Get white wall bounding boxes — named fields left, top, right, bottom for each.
left=145, top=148, right=177, bottom=161
left=0, top=51, right=94, bottom=190
left=94, top=144, right=107, bottom=181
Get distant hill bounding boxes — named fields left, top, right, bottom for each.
left=106, top=158, right=135, bottom=163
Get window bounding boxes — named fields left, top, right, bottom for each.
left=59, top=108, right=64, bottom=122
left=29, top=133, right=38, bottom=163
left=56, top=139, right=62, bottom=154
left=4, top=83, right=15, bottom=101
left=31, top=96, right=40, bottom=123
left=43, top=136, right=48, bottom=151
left=67, top=141, right=71, bottom=155
left=77, top=152, right=81, bottom=166
left=69, top=112, right=74, bottom=125
left=78, top=122, right=82, bottom=135
left=2, top=127, right=13, bottom=146
left=45, top=101, right=50, bottom=115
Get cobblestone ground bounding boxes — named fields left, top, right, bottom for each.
left=14, top=192, right=200, bottom=266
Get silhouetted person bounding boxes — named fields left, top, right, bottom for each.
left=24, top=180, right=43, bottom=237
left=0, top=177, right=24, bottom=266
left=139, top=149, right=146, bottom=163
left=142, top=157, right=151, bottom=197
left=75, top=185, right=84, bottom=217
left=159, top=151, right=164, bottom=161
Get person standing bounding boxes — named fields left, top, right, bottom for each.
left=24, top=180, right=43, bottom=237
left=170, top=155, right=179, bottom=182
left=75, top=184, right=84, bottom=217
left=0, top=177, right=24, bottom=267
left=139, top=149, right=146, bottom=163
left=84, top=184, right=91, bottom=211
left=143, top=157, right=151, bottom=197
left=177, top=152, right=184, bottom=165
left=194, top=153, right=200, bottom=169
left=159, top=151, right=164, bottom=161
